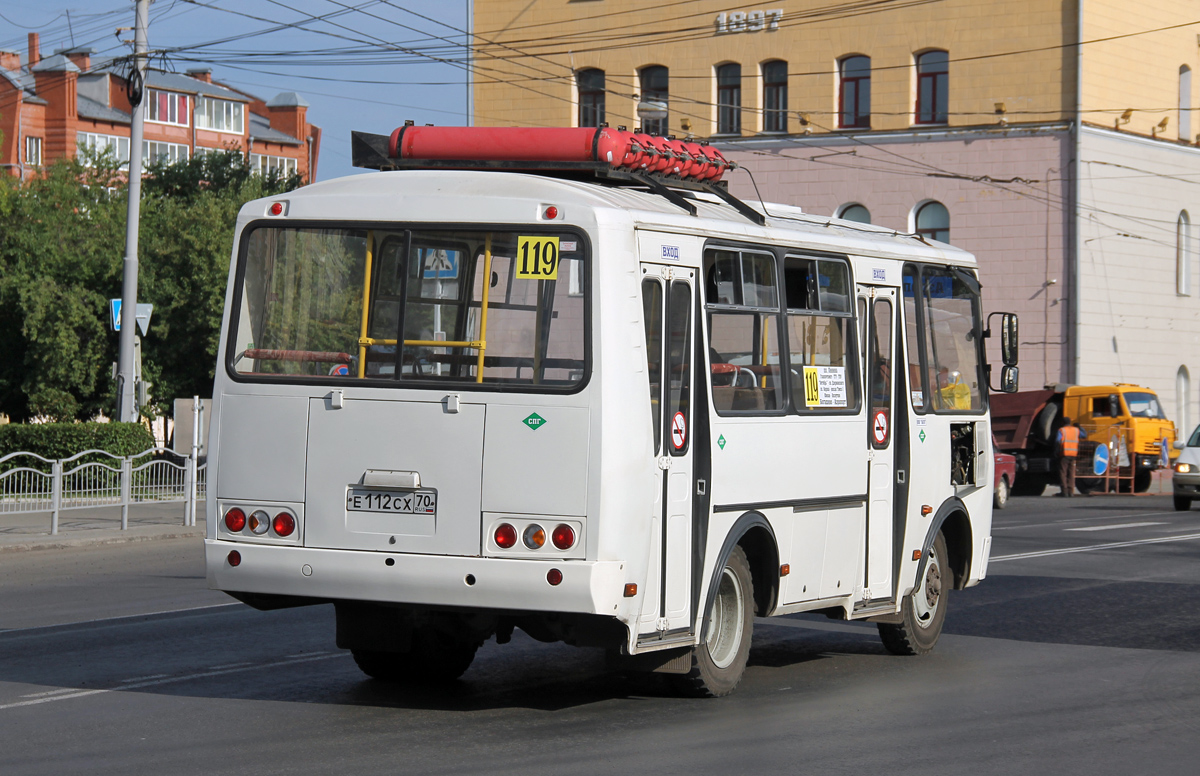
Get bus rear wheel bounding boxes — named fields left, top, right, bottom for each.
left=351, top=631, right=480, bottom=683
left=672, top=545, right=754, bottom=697
left=878, top=532, right=949, bottom=656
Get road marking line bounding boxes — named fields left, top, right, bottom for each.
left=0, top=602, right=240, bottom=636
left=1065, top=521, right=1166, bottom=532
left=991, top=532, right=1200, bottom=562
left=119, top=674, right=169, bottom=683
left=0, top=653, right=348, bottom=712
left=19, top=688, right=84, bottom=699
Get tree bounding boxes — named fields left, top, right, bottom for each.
left=0, top=148, right=299, bottom=422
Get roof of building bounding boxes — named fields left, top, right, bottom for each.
left=30, top=54, right=80, bottom=73
left=78, top=94, right=130, bottom=124
left=146, top=70, right=248, bottom=102
left=266, top=91, right=309, bottom=108
left=249, top=112, right=301, bottom=145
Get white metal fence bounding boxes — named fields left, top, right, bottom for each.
left=0, top=447, right=206, bottom=534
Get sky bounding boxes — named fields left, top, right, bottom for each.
left=0, top=0, right=474, bottom=180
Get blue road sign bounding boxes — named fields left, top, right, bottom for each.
left=1093, top=443, right=1109, bottom=476
left=110, top=300, right=154, bottom=335
left=422, top=249, right=458, bottom=280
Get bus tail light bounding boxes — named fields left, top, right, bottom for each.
left=495, top=523, right=517, bottom=549
left=551, top=523, right=575, bottom=549
left=522, top=524, right=546, bottom=549
left=224, top=507, right=246, bottom=533
left=273, top=512, right=296, bottom=537
left=248, top=510, right=271, bottom=535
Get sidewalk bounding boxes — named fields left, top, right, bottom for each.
left=0, top=503, right=205, bottom=553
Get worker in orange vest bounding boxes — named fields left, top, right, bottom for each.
left=1056, top=417, right=1085, bottom=497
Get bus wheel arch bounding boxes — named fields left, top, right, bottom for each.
left=704, top=512, right=780, bottom=624
left=925, top=499, right=972, bottom=590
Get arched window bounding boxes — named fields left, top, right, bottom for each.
left=716, top=63, right=742, bottom=135
left=915, top=201, right=950, bottom=243
left=1178, top=210, right=1191, bottom=296
left=639, top=66, right=669, bottom=135
left=577, top=68, right=606, bottom=128
left=838, top=55, right=871, bottom=129
left=915, top=50, right=949, bottom=125
left=839, top=204, right=871, bottom=224
left=762, top=60, right=788, bottom=132
left=1179, top=366, right=1191, bottom=436
left=1181, top=66, right=1193, bottom=142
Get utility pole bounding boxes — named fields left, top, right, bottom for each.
left=117, top=0, right=149, bottom=422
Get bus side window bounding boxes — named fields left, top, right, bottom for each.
left=642, top=279, right=664, bottom=454
left=784, top=257, right=856, bottom=412
left=705, top=248, right=783, bottom=414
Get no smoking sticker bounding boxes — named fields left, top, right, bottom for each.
left=872, top=410, right=889, bottom=445
left=671, top=412, right=687, bottom=450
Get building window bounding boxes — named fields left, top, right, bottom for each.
left=838, top=55, right=871, bottom=129
left=915, top=50, right=949, bottom=125
left=146, top=89, right=189, bottom=126
left=839, top=204, right=870, bottom=224
left=195, top=96, right=244, bottom=134
left=24, top=136, right=42, bottom=166
left=77, top=132, right=130, bottom=167
left=639, top=65, right=669, bottom=135
left=1178, top=211, right=1192, bottom=295
left=762, top=60, right=788, bottom=133
left=1181, top=66, right=1193, bottom=142
left=250, top=153, right=298, bottom=177
left=143, top=140, right=189, bottom=166
left=577, top=68, right=606, bottom=128
left=716, top=63, right=742, bottom=135
left=915, top=201, right=949, bottom=243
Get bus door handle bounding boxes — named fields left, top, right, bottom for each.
left=896, top=469, right=906, bottom=484
left=696, top=479, right=707, bottom=495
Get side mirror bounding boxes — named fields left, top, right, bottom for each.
left=999, top=365, right=1019, bottom=393
left=986, top=311, right=1019, bottom=367
left=1175, top=440, right=1187, bottom=450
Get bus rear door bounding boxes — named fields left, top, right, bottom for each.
left=639, top=264, right=696, bottom=638
left=858, top=283, right=897, bottom=603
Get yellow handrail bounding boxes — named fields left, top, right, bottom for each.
left=359, top=337, right=484, bottom=349
left=356, top=231, right=375, bottom=379
left=476, top=233, right=493, bottom=383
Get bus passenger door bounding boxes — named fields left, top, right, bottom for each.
left=859, top=285, right=896, bottom=603
left=639, top=264, right=696, bottom=638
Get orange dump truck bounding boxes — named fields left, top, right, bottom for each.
left=991, top=384, right=1176, bottom=494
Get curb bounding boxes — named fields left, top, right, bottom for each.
left=0, top=527, right=205, bottom=554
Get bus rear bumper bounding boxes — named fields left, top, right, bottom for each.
left=205, top=540, right=627, bottom=616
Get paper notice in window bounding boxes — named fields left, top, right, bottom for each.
left=803, top=366, right=848, bottom=408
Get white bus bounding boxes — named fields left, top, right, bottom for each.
left=205, top=127, right=1018, bottom=697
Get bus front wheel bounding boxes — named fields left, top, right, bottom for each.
left=878, top=531, right=949, bottom=656
left=672, top=545, right=754, bottom=697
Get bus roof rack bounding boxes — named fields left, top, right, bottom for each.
left=350, top=128, right=766, bottom=226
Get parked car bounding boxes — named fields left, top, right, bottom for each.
left=994, top=436, right=1017, bottom=509
left=1172, top=424, right=1200, bottom=511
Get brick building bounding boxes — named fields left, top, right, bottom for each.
left=471, top=0, right=1200, bottom=432
left=0, top=33, right=320, bottom=183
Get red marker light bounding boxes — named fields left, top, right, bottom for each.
left=269, top=202, right=284, bottom=216
left=551, top=523, right=575, bottom=550
left=544, top=206, right=558, bottom=220
left=494, top=523, right=517, bottom=549
left=224, top=507, right=246, bottom=533
left=227, top=550, right=241, bottom=567
left=547, top=568, right=563, bottom=586
left=272, top=512, right=295, bottom=537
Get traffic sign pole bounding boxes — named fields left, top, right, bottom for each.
left=116, top=0, right=149, bottom=422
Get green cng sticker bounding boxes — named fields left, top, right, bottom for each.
left=522, top=412, right=547, bottom=430
left=919, top=430, right=926, bottom=443
left=717, top=434, right=726, bottom=450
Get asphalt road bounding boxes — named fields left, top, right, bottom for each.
left=1, top=494, right=1198, bottom=775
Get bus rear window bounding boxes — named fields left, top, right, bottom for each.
left=229, top=226, right=588, bottom=389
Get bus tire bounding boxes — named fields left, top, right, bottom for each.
left=878, top=531, right=949, bottom=656
left=993, top=475, right=1010, bottom=509
left=351, top=632, right=479, bottom=683
left=672, top=545, right=754, bottom=698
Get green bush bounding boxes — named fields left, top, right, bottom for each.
left=0, top=422, right=155, bottom=471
